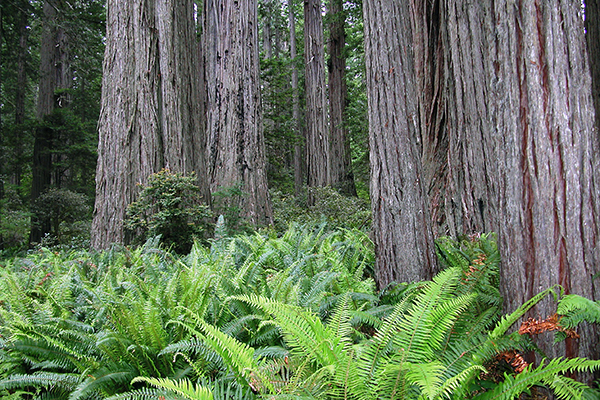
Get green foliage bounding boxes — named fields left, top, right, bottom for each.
left=271, top=186, right=371, bottom=233
left=212, top=184, right=254, bottom=236
left=30, top=187, right=91, bottom=246
left=125, top=169, right=213, bottom=253
left=0, top=185, right=30, bottom=252
left=1, top=231, right=599, bottom=400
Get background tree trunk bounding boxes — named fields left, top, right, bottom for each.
left=440, top=0, right=600, bottom=383
left=304, top=0, right=330, bottom=188
left=327, top=0, right=356, bottom=196
left=14, top=2, right=29, bottom=187
left=363, top=0, right=438, bottom=288
left=92, top=0, right=209, bottom=249
left=203, top=0, right=272, bottom=226
left=30, top=0, right=72, bottom=244
left=289, top=0, right=304, bottom=195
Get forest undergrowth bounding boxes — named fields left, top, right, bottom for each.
left=0, top=226, right=599, bottom=399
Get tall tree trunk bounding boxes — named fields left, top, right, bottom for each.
left=203, top=0, right=272, bottom=226
left=363, top=0, right=438, bottom=288
left=14, top=3, right=29, bottom=187
left=30, top=0, right=72, bottom=244
left=327, top=0, right=356, bottom=196
left=441, top=0, right=600, bottom=374
left=0, top=5, right=3, bottom=201
left=304, top=0, right=330, bottom=188
left=289, top=0, right=304, bottom=194
left=585, top=0, right=600, bottom=131
left=92, top=0, right=210, bottom=249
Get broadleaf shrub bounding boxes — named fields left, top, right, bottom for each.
left=30, top=188, right=91, bottom=246
left=271, top=186, right=371, bottom=233
left=125, top=169, right=212, bottom=253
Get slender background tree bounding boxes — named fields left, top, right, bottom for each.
left=304, top=0, right=330, bottom=189
left=203, top=0, right=273, bottom=226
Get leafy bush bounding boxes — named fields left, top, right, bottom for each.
left=271, top=186, right=371, bottom=233
left=0, top=185, right=30, bottom=253
left=30, top=188, right=91, bottom=247
left=125, top=169, right=212, bottom=253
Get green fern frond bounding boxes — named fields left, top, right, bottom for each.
left=234, top=294, right=345, bottom=369
left=557, top=294, right=600, bottom=329
left=472, top=357, right=600, bottom=400
left=105, top=387, right=175, bottom=400
left=131, top=376, right=214, bottom=400
left=170, top=310, right=273, bottom=394
left=0, top=372, right=80, bottom=391
left=489, top=285, right=560, bottom=340
left=70, top=362, right=138, bottom=399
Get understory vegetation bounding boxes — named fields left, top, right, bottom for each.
left=1, top=228, right=599, bottom=399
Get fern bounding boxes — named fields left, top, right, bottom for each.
left=557, top=294, right=600, bottom=329
left=0, top=372, right=80, bottom=391
left=130, top=376, right=214, bottom=400
left=472, top=357, right=600, bottom=400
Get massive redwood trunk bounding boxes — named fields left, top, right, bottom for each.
left=585, top=0, right=600, bottom=130
left=92, top=0, right=209, bottom=249
left=440, top=1, right=600, bottom=371
left=365, top=1, right=599, bottom=380
left=363, top=0, right=438, bottom=287
left=203, top=0, right=272, bottom=226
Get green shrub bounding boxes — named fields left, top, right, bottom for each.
left=271, top=186, right=371, bottom=233
left=125, top=169, right=212, bottom=253
left=0, top=185, right=30, bottom=253
left=212, top=184, right=254, bottom=236
left=30, top=188, right=91, bottom=247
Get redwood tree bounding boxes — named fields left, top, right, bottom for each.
left=364, top=0, right=600, bottom=381
left=92, top=0, right=209, bottom=249
left=328, top=0, right=356, bottom=196
left=203, top=0, right=272, bottom=226
left=363, top=0, right=439, bottom=287
left=304, top=0, right=330, bottom=188
left=289, top=0, right=304, bottom=195
left=441, top=0, right=600, bottom=369
left=30, top=0, right=72, bottom=244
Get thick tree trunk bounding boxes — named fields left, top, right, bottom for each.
left=327, top=0, right=356, bottom=196
left=92, top=0, right=209, bottom=249
left=304, top=0, right=330, bottom=188
left=363, top=0, right=438, bottom=288
left=30, top=0, right=72, bottom=244
left=440, top=0, right=600, bottom=383
left=585, top=0, right=600, bottom=131
left=203, top=0, right=272, bottom=226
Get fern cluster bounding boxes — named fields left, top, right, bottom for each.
left=1, top=230, right=599, bottom=400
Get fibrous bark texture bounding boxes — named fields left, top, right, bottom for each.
left=289, top=0, right=304, bottom=195
left=328, top=0, right=356, bottom=196
left=365, top=0, right=599, bottom=376
left=203, top=0, right=272, bottom=226
left=92, top=0, right=209, bottom=249
left=585, top=0, right=600, bottom=130
left=304, top=0, right=330, bottom=188
left=363, top=0, right=438, bottom=288
left=441, top=0, right=600, bottom=368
